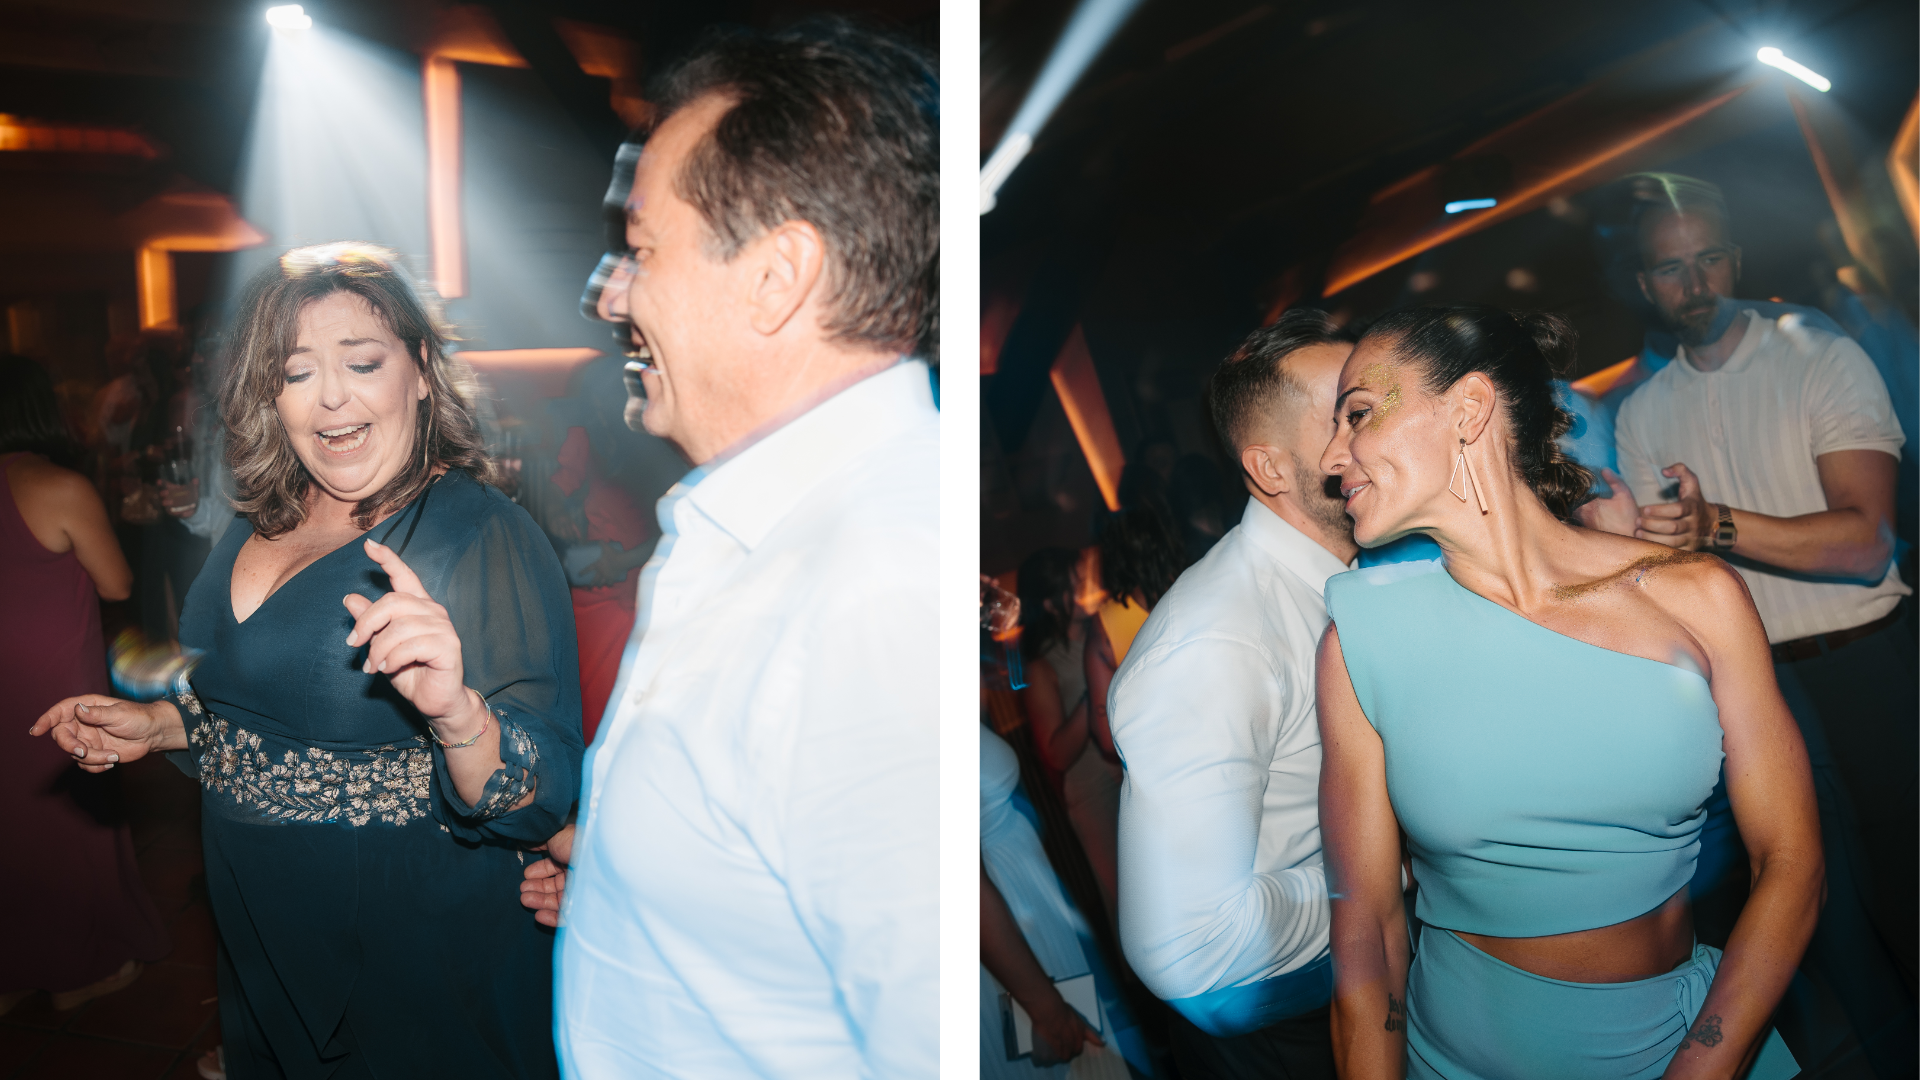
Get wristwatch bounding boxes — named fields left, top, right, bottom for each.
left=1709, top=503, right=1737, bottom=551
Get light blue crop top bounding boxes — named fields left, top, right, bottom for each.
left=1324, top=559, right=1724, bottom=938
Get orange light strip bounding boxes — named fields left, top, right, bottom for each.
left=456, top=347, right=603, bottom=369
left=1049, top=324, right=1126, bottom=512
left=1886, top=94, right=1918, bottom=245
left=0, top=114, right=162, bottom=158
left=424, top=55, right=465, bottom=299
left=137, top=246, right=177, bottom=329
left=1568, top=356, right=1642, bottom=400
left=1789, top=88, right=1879, bottom=286
left=1323, top=84, right=1753, bottom=296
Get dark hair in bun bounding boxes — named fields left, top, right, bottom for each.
left=1358, top=304, right=1594, bottom=522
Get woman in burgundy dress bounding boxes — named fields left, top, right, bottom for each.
left=0, top=356, right=170, bottom=1014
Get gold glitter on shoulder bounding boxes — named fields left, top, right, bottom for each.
left=1551, top=548, right=1714, bottom=602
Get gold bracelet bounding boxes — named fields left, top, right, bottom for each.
left=431, top=701, right=492, bottom=749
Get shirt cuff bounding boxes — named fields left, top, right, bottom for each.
left=434, top=704, right=541, bottom=825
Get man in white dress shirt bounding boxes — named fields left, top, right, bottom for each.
left=1599, top=184, right=1915, bottom=1073
left=1107, top=309, right=1359, bottom=1079
left=518, top=22, right=938, bottom=1079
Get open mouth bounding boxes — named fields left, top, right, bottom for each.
left=1341, top=481, right=1371, bottom=505
left=617, top=324, right=654, bottom=372
left=317, top=423, right=370, bottom=454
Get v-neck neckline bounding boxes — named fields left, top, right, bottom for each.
left=226, top=476, right=443, bottom=626
left=1438, top=564, right=1712, bottom=690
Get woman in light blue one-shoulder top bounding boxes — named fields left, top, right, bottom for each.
left=1313, top=305, right=1819, bottom=1080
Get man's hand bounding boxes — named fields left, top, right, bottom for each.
left=1577, top=468, right=1640, bottom=536
left=159, top=478, right=200, bottom=519
left=1024, top=992, right=1103, bottom=1066
left=1635, top=463, right=1712, bottom=550
left=521, top=823, right=576, bottom=928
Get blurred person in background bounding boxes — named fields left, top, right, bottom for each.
left=518, top=356, right=657, bottom=744
left=982, top=721, right=1145, bottom=1080
left=1104, top=310, right=1360, bottom=1079
left=33, top=244, right=584, bottom=1079
left=1018, top=546, right=1121, bottom=928
left=1085, top=506, right=1184, bottom=766
left=1584, top=174, right=1915, bottom=1076
left=519, top=19, right=939, bottom=1078
left=1566, top=174, right=1851, bottom=506
left=0, top=356, right=170, bottom=1017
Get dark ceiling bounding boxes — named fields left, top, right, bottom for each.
left=979, top=0, right=1918, bottom=571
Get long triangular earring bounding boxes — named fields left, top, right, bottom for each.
left=1449, top=439, right=1469, bottom=502
left=1461, top=440, right=1489, bottom=515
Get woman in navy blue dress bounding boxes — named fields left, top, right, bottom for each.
left=35, top=243, right=582, bottom=1079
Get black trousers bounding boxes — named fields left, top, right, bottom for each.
left=1166, top=1004, right=1335, bottom=1080
left=1772, top=601, right=1918, bottom=1079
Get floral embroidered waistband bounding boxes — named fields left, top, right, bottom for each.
left=179, top=690, right=435, bottom=828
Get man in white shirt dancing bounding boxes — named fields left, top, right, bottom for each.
left=1107, top=309, right=1357, bottom=1078
left=518, top=21, right=938, bottom=1078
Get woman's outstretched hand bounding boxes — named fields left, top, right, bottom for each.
left=521, top=824, right=576, bottom=927
left=344, top=539, right=482, bottom=736
left=31, top=695, right=185, bottom=772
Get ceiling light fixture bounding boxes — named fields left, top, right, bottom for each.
left=1444, top=198, right=1498, bottom=214
left=266, top=5, right=312, bottom=31
left=1757, top=47, right=1829, bottom=92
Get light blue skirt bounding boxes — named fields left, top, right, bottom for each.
left=1407, top=928, right=1799, bottom=1080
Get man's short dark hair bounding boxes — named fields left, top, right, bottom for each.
left=1207, top=308, right=1355, bottom=456
left=653, top=18, right=938, bottom=361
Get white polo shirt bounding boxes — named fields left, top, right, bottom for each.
left=1616, top=309, right=1908, bottom=643
left=1107, top=498, right=1345, bottom=1005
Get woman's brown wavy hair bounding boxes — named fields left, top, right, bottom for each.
left=220, top=242, right=494, bottom=539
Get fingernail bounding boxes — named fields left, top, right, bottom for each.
left=76, top=703, right=89, bottom=714
left=72, top=747, right=85, bottom=758
left=107, top=753, right=119, bottom=763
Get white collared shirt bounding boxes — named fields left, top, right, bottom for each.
left=555, top=360, right=938, bottom=1079
left=1616, top=309, right=1909, bottom=642
left=1107, top=498, right=1348, bottom=1001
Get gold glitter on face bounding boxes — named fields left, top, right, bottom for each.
left=1551, top=549, right=1713, bottom=602
left=1354, top=362, right=1404, bottom=425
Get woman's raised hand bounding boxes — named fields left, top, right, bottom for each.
left=344, top=539, right=482, bottom=734
left=31, top=696, right=184, bottom=773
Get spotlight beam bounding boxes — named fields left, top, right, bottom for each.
left=1757, top=47, right=1830, bottom=92
left=980, top=0, right=1147, bottom=213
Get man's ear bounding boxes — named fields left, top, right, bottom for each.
left=1455, top=373, right=1497, bottom=445
left=1241, top=443, right=1290, bottom=498
left=746, top=220, right=827, bottom=336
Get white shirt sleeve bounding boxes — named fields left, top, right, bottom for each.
left=777, top=574, right=939, bottom=1079
left=1111, top=635, right=1328, bottom=1002
left=1807, top=335, right=1904, bottom=459
left=1615, top=390, right=1666, bottom=509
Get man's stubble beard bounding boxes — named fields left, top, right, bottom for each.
left=1667, top=303, right=1719, bottom=347
left=1296, top=452, right=1356, bottom=546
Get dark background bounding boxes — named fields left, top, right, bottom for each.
left=980, top=0, right=1919, bottom=573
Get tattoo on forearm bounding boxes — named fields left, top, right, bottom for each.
left=1677, top=1014, right=1723, bottom=1052
left=1384, top=992, right=1405, bottom=1033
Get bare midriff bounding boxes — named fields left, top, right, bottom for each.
left=1452, top=887, right=1694, bottom=983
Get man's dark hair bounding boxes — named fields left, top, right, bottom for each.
left=652, top=18, right=938, bottom=361
left=1207, top=308, right=1355, bottom=456
left=0, top=355, right=84, bottom=469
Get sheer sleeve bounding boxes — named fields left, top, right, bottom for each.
left=432, top=494, right=585, bottom=845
